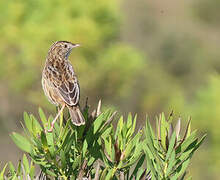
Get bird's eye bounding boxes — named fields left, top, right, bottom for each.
left=64, top=44, right=68, bottom=48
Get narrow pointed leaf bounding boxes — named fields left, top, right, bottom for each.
left=30, top=161, right=35, bottom=179
left=10, top=133, right=32, bottom=153
left=46, top=131, right=55, bottom=157
left=191, top=134, right=207, bottom=154
left=166, top=150, right=176, bottom=175
left=38, top=108, right=47, bottom=125
left=127, top=113, right=132, bottom=129
left=82, top=140, right=88, bottom=157
left=172, top=158, right=190, bottom=179
left=176, top=130, right=197, bottom=153
left=0, top=164, right=7, bottom=178
left=166, top=132, right=176, bottom=161
left=186, top=118, right=191, bottom=138
left=60, top=149, right=66, bottom=169
left=23, top=154, right=30, bottom=174
left=23, top=112, right=32, bottom=133
left=9, top=162, right=16, bottom=176
left=160, top=113, right=167, bottom=150
left=131, top=154, right=145, bottom=177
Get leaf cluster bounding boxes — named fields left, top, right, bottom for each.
left=143, top=113, right=206, bottom=179
left=0, top=102, right=205, bottom=179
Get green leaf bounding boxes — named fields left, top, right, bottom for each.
left=30, top=161, right=35, bottom=179
left=117, top=116, right=123, bottom=137
left=82, top=140, right=88, bottom=157
left=156, top=116, right=161, bottom=140
left=126, top=114, right=137, bottom=139
left=131, top=154, right=145, bottom=177
left=46, top=131, right=55, bottom=157
left=166, top=150, right=176, bottom=176
left=105, top=168, right=115, bottom=180
left=11, top=174, right=18, bottom=180
left=23, top=154, right=30, bottom=174
left=100, top=167, right=108, bottom=180
left=60, top=149, right=66, bottom=169
left=104, top=136, right=112, bottom=159
left=178, top=139, right=198, bottom=162
left=123, top=139, right=134, bottom=160
left=72, top=156, right=80, bottom=171
left=171, top=158, right=190, bottom=179
left=123, top=132, right=141, bottom=162
left=87, top=157, right=95, bottom=167
left=0, top=164, right=7, bottom=179
left=144, top=145, right=155, bottom=165
left=111, top=143, right=115, bottom=163
left=41, top=131, right=48, bottom=148
left=9, top=162, right=16, bottom=175
left=145, top=155, right=157, bottom=179
left=59, top=131, right=72, bottom=152
left=126, top=113, right=132, bottom=130
left=186, top=119, right=191, bottom=138
left=38, top=107, right=47, bottom=125
left=17, top=160, right=21, bottom=176
left=30, top=114, right=42, bottom=134
left=101, top=126, right=112, bottom=139
left=191, top=134, right=207, bottom=154
left=136, top=167, right=145, bottom=180
left=132, top=137, right=143, bottom=156
left=45, top=169, right=57, bottom=177
left=166, top=132, right=176, bottom=161
left=121, top=143, right=143, bottom=169
left=64, top=136, right=74, bottom=154
left=160, top=113, right=168, bottom=150
left=131, top=115, right=137, bottom=135
left=93, top=111, right=109, bottom=134
left=10, top=132, right=32, bottom=153
left=57, top=120, right=71, bottom=144
left=122, top=122, right=127, bottom=140
left=176, top=130, right=197, bottom=154
left=144, top=119, right=159, bottom=161
left=23, top=112, right=32, bottom=133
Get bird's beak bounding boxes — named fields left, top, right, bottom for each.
left=66, top=44, right=80, bottom=58
left=71, top=44, right=80, bottom=48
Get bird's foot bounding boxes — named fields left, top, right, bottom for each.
left=44, top=123, right=54, bottom=133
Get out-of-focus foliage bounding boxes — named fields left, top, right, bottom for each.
left=189, top=75, right=220, bottom=174
left=193, top=0, right=220, bottom=26
left=121, top=0, right=220, bottom=179
left=0, top=0, right=145, bottom=112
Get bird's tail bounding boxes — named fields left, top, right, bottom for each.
left=68, top=105, right=85, bottom=126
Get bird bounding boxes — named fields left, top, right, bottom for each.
left=42, top=41, right=85, bottom=132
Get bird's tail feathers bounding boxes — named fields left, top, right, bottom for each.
left=68, top=106, right=85, bottom=126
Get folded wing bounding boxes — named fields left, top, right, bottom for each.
left=58, top=79, right=80, bottom=106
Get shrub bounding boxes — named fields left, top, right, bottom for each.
left=0, top=100, right=206, bottom=179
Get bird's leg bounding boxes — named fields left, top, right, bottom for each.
left=47, top=104, right=65, bottom=132
left=56, top=106, right=60, bottom=114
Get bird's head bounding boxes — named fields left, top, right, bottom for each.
left=48, top=41, right=80, bottom=59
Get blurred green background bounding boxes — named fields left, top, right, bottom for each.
left=0, top=0, right=219, bottom=178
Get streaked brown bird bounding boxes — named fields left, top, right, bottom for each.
left=42, top=41, right=85, bottom=132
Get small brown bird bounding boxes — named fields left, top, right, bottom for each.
left=42, top=41, right=85, bottom=132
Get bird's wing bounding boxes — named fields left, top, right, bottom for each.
left=57, top=76, right=80, bottom=106
left=45, top=63, right=80, bottom=106
left=58, top=64, right=80, bottom=106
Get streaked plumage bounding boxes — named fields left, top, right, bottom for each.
left=42, top=41, right=85, bottom=131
